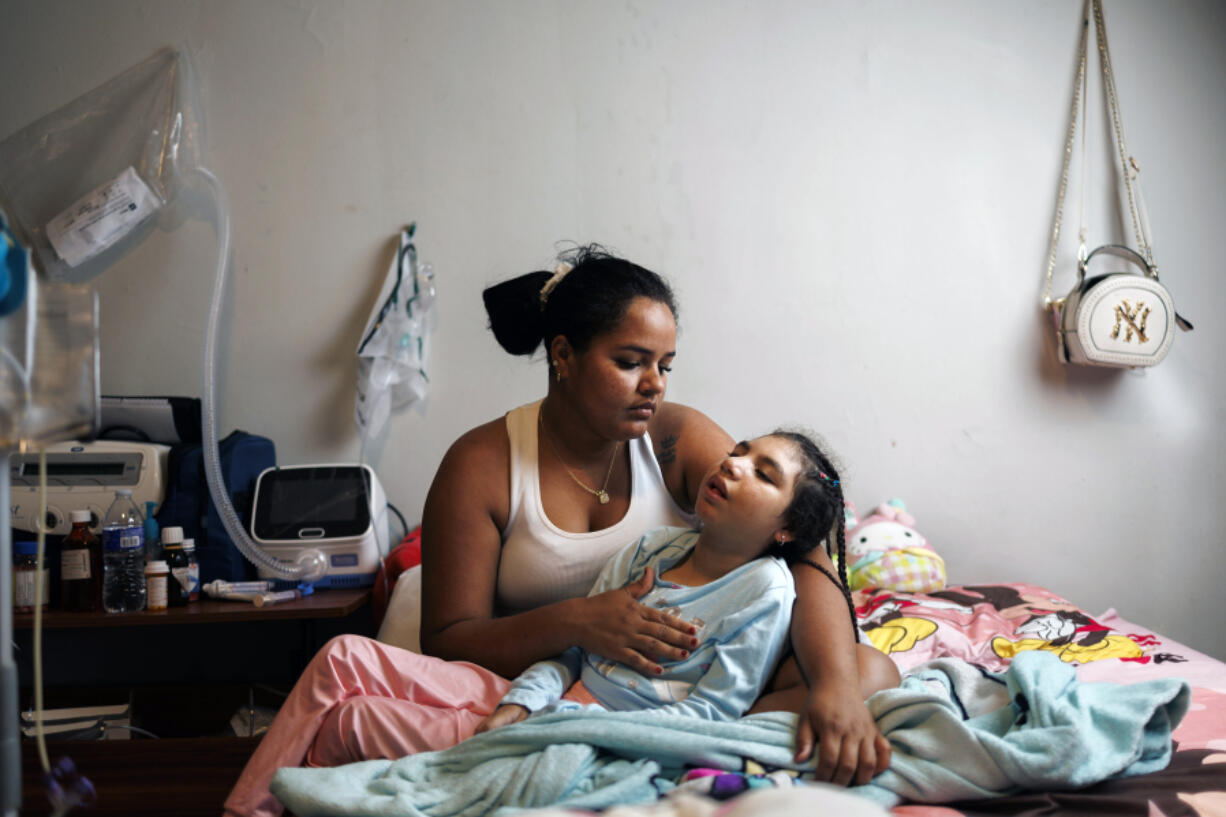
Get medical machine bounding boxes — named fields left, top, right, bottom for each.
left=248, top=464, right=388, bottom=588
left=9, top=440, right=169, bottom=534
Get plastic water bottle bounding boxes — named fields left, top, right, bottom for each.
left=102, top=488, right=146, bottom=613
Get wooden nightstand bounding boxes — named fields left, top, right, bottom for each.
left=14, top=588, right=374, bottom=816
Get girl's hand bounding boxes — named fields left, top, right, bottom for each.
left=575, top=566, right=698, bottom=676
left=474, top=704, right=529, bottom=734
left=794, top=681, right=891, bottom=787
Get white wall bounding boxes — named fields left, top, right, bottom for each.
left=3, top=1, right=1224, bottom=658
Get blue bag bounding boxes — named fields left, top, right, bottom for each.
left=156, top=430, right=275, bottom=583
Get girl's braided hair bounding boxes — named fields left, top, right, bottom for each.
left=763, top=429, right=858, bottom=639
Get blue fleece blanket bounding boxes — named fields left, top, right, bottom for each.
left=270, top=651, right=1188, bottom=816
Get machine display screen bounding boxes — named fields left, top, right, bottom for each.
left=23, top=461, right=128, bottom=477
left=252, top=466, right=372, bottom=541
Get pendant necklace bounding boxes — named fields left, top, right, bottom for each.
left=539, top=412, right=620, bottom=505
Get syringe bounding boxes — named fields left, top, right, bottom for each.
left=212, top=589, right=303, bottom=607
left=205, top=581, right=308, bottom=607
left=203, top=580, right=275, bottom=597
left=252, top=589, right=303, bottom=608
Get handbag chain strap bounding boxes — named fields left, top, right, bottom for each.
left=1093, top=0, right=1153, bottom=268
left=1042, top=2, right=1091, bottom=309
left=1043, top=0, right=1154, bottom=309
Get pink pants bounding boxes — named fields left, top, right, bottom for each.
left=223, top=634, right=510, bottom=817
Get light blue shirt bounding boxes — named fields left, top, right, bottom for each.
left=501, top=527, right=795, bottom=722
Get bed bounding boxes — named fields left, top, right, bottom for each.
left=276, top=579, right=1226, bottom=817
left=858, top=583, right=1226, bottom=816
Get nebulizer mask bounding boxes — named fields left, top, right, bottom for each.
left=355, top=223, right=436, bottom=446
left=0, top=47, right=326, bottom=584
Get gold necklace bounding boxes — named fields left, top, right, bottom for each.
left=538, top=412, right=620, bottom=505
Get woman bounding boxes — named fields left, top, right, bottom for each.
left=224, top=246, right=892, bottom=817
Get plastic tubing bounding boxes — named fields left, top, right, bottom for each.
left=193, top=166, right=326, bottom=582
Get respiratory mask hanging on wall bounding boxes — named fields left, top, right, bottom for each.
left=355, top=223, right=436, bottom=444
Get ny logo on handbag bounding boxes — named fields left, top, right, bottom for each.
left=1112, top=300, right=1149, bottom=343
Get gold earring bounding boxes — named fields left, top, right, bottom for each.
left=553, top=359, right=562, bottom=382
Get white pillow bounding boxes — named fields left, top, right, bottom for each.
left=375, top=564, right=423, bottom=653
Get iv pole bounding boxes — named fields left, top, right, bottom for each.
left=0, top=209, right=100, bottom=816
left=2, top=460, right=19, bottom=817
left=1, top=214, right=31, bottom=817
left=1, top=203, right=30, bottom=817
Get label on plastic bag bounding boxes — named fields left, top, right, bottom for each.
left=45, top=166, right=162, bottom=267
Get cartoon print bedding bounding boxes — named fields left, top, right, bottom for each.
left=867, top=583, right=1226, bottom=816
left=857, top=583, right=1180, bottom=672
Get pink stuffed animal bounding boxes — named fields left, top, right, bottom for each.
left=843, top=499, right=945, bottom=593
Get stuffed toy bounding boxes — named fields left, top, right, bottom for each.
left=842, top=498, right=945, bottom=593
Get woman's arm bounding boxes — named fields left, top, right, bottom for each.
left=419, top=420, right=695, bottom=679
left=788, top=550, right=892, bottom=785
left=649, top=402, right=735, bottom=511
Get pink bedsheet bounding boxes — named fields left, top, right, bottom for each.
left=861, top=584, right=1226, bottom=816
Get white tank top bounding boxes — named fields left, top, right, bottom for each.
left=497, top=400, right=697, bottom=614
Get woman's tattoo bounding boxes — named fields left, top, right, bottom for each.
left=656, top=433, right=679, bottom=465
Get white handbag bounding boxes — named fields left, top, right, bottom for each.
left=1058, top=245, right=1187, bottom=368
left=1042, top=0, right=1192, bottom=368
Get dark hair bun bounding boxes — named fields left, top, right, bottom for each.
left=482, top=270, right=552, bottom=356
left=483, top=245, right=677, bottom=362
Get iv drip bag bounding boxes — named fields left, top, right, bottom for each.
left=0, top=46, right=206, bottom=285
left=0, top=46, right=205, bottom=449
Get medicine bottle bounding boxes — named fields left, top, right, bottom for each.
left=145, top=560, right=170, bottom=612
left=13, top=540, right=49, bottom=613
left=61, top=510, right=102, bottom=612
left=181, top=538, right=200, bottom=601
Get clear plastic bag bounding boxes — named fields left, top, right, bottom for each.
left=355, top=225, right=436, bottom=442
left=0, top=46, right=206, bottom=285
left=0, top=208, right=99, bottom=449
left=0, top=46, right=206, bottom=448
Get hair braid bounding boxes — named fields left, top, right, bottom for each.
left=827, top=481, right=858, bottom=640
left=767, top=429, right=859, bottom=641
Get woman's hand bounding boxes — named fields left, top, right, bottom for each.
left=474, top=704, right=529, bottom=735
left=794, top=679, right=891, bottom=787
left=574, top=566, right=698, bottom=676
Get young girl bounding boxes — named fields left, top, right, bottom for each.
left=477, top=430, right=872, bottom=731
